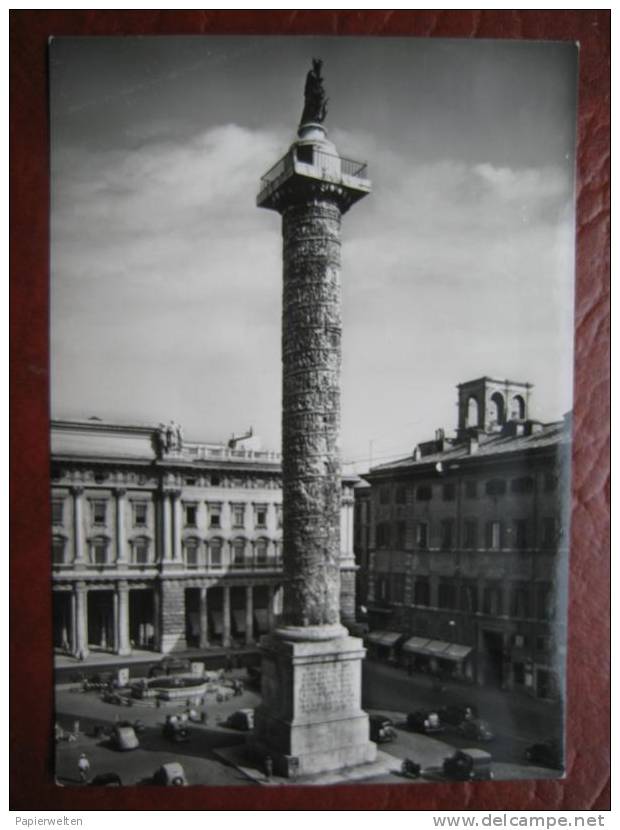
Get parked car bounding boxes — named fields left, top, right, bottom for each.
left=443, top=748, right=494, bottom=781
left=457, top=718, right=494, bottom=743
left=163, top=715, right=190, bottom=742
left=110, top=724, right=139, bottom=751
left=406, top=710, right=444, bottom=734
left=152, top=762, right=188, bottom=786
left=438, top=704, right=477, bottom=726
left=225, top=709, right=254, bottom=731
left=369, top=715, right=397, bottom=743
left=89, top=772, right=122, bottom=787
left=525, top=739, right=563, bottom=770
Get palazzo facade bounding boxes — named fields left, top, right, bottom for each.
left=361, top=377, right=571, bottom=700
left=51, top=418, right=356, bottom=660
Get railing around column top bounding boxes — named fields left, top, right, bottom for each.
left=258, top=148, right=368, bottom=202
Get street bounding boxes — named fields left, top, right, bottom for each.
left=54, top=658, right=562, bottom=786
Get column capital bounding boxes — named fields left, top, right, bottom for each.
left=74, top=580, right=87, bottom=593
left=114, top=487, right=127, bottom=498
left=164, top=487, right=182, bottom=499
left=116, top=579, right=129, bottom=592
left=70, top=485, right=84, bottom=496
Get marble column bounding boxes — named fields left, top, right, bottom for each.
left=267, top=584, right=276, bottom=631
left=222, top=585, right=231, bottom=648
left=116, top=581, right=131, bottom=655
left=114, top=488, right=127, bottom=565
left=171, top=491, right=182, bottom=563
left=152, top=585, right=161, bottom=651
left=70, top=592, right=77, bottom=654
left=245, top=585, right=254, bottom=645
left=161, top=492, right=172, bottom=562
left=199, top=586, right=209, bottom=648
left=71, top=486, right=85, bottom=565
left=74, top=582, right=88, bottom=658
left=253, top=80, right=375, bottom=776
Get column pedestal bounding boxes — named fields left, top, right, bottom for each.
left=251, top=631, right=376, bottom=777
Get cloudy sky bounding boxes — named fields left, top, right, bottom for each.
left=50, top=37, right=577, bottom=470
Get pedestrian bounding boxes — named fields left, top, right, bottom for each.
left=77, top=753, right=90, bottom=783
left=265, top=755, right=273, bottom=781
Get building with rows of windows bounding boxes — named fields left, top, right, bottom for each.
left=359, top=377, right=571, bottom=700
left=51, top=418, right=357, bottom=660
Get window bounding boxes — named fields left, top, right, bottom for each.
left=544, top=472, right=558, bottom=492
left=416, top=485, right=432, bottom=501
left=466, top=396, right=480, bottom=427
left=414, top=579, right=430, bottom=606
left=52, top=499, right=64, bottom=526
left=184, top=476, right=197, bottom=486
left=230, top=538, right=245, bottom=569
left=511, top=476, right=534, bottom=495
left=513, top=662, right=525, bottom=685
left=379, top=485, right=390, bottom=505
left=415, top=521, right=428, bottom=550
left=376, top=521, right=391, bottom=549
left=465, top=480, right=478, bottom=499
left=391, top=573, right=405, bottom=603
left=91, top=500, right=107, bottom=526
left=208, top=503, right=221, bottom=528
left=513, top=519, right=528, bottom=549
left=52, top=536, right=65, bottom=565
left=440, top=519, right=454, bottom=550
left=209, top=538, right=223, bottom=569
left=395, top=520, right=406, bottom=548
left=297, top=144, right=314, bottom=164
left=463, top=519, right=477, bottom=549
left=442, top=483, right=456, bottom=501
left=460, top=583, right=478, bottom=613
left=133, top=502, right=148, bottom=528
left=489, top=392, right=505, bottom=425
left=438, top=581, right=456, bottom=609
left=184, top=538, right=199, bottom=568
left=542, top=517, right=557, bottom=548
left=536, top=636, right=550, bottom=653
left=133, top=537, right=150, bottom=565
left=483, top=585, right=503, bottom=616
left=485, top=521, right=502, bottom=550
left=513, top=634, right=527, bottom=648
left=94, top=471, right=107, bottom=484
left=255, top=539, right=268, bottom=568
left=231, top=503, right=245, bottom=528
left=211, top=474, right=221, bottom=486
left=511, top=584, right=530, bottom=618
left=184, top=503, right=198, bottom=527
left=91, top=537, right=108, bottom=564
left=395, top=485, right=407, bottom=504
left=486, top=479, right=506, bottom=497
left=537, top=584, right=553, bottom=620
left=254, top=504, right=267, bottom=529
left=275, top=504, right=283, bottom=529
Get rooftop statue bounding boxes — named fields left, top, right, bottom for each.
left=300, top=58, right=328, bottom=125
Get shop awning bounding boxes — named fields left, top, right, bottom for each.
left=254, top=609, right=269, bottom=634
left=379, top=631, right=402, bottom=647
left=426, top=640, right=450, bottom=655
left=444, top=644, right=472, bottom=661
left=402, top=636, right=432, bottom=655
left=232, top=609, right=246, bottom=633
left=366, top=630, right=401, bottom=647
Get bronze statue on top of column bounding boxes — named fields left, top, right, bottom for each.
left=300, top=58, right=328, bottom=125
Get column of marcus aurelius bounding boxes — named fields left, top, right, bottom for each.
left=251, top=60, right=376, bottom=777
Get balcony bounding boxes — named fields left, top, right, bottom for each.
left=257, top=147, right=371, bottom=211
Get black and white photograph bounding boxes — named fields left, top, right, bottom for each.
left=49, top=36, right=577, bottom=788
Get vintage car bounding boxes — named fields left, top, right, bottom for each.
left=163, top=714, right=190, bottom=742
left=152, top=763, right=188, bottom=786
left=406, top=710, right=445, bottom=735
left=225, top=709, right=255, bottom=731
left=369, top=715, right=397, bottom=743
left=89, top=772, right=122, bottom=787
left=456, top=718, right=495, bottom=742
left=110, top=723, right=139, bottom=751
left=525, top=739, right=563, bottom=770
left=443, top=748, right=493, bottom=781
left=437, top=704, right=478, bottom=726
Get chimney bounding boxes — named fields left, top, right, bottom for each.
left=435, top=428, right=445, bottom=451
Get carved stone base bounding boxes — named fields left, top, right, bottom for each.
left=251, top=632, right=376, bottom=777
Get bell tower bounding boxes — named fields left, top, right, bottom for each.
left=457, top=377, right=533, bottom=437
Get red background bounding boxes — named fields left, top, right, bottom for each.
left=9, top=10, right=610, bottom=811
